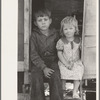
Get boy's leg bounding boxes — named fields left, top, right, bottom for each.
left=62, top=80, right=66, bottom=90
left=62, top=80, right=67, bottom=98
left=49, top=62, right=63, bottom=100
left=30, top=68, right=45, bottom=100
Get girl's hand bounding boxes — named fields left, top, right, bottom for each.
left=69, top=61, right=74, bottom=70
left=65, top=61, right=74, bottom=70
left=65, top=62, right=71, bottom=70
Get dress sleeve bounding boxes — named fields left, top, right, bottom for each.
left=30, top=32, right=47, bottom=70
left=56, top=39, right=64, bottom=51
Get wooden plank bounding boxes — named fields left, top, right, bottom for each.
left=85, top=0, right=96, bottom=26
left=18, top=33, right=24, bottom=61
left=82, top=0, right=96, bottom=79
left=24, top=0, right=30, bottom=71
left=83, top=47, right=96, bottom=79
left=84, top=25, right=96, bottom=35
left=83, top=74, right=96, bottom=79
left=24, top=0, right=30, bottom=44
left=18, top=93, right=30, bottom=100
left=84, top=36, right=96, bottom=47
left=29, top=0, right=32, bottom=36
left=24, top=71, right=30, bottom=84
left=24, top=43, right=29, bottom=71
left=18, top=61, right=24, bottom=71
left=81, top=0, right=86, bottom=62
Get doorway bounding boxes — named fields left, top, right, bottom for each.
left=31, top=0, right=84, bottom=99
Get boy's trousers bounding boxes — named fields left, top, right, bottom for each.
left=30, top=60, right=63, bottom=100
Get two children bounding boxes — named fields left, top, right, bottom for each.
left=30, top=7, right=84, bottom=100
left=30, top=8, right=63, bottom=100
left=56, top=16, right=84, bottom=98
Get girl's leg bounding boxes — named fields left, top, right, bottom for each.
left=73, top=80, right=80, bottom=97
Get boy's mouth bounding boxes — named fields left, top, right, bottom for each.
left=42, top=26, right=47, bottom=28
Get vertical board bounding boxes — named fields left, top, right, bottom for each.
left=82, top=0, right=96, bottom=79
left=18, top=0, right=24, bottom=61
left=24, top=0, right=30, bottom=71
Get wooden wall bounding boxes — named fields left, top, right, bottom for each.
left=82, top=0, right=96, bottom=79
left=18, top=0, right=24, bottom=61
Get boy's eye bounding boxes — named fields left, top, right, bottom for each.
left=64, top=28, right=68, bottom=30
left=38, top=19, right=42, bottom=22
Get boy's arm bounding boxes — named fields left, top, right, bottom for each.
left=30, top=33, right=46, bottom=70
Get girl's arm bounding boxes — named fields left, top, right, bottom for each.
left=57, top=51, right=70, bottom=68
left=79, top=38, right=82, bottom=50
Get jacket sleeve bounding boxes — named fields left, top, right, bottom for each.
left=30, top=33, right=47, bottom=70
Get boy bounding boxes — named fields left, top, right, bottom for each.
left=30, top=8, right=63, bottom=100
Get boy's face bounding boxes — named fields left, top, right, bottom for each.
left=63, top=24, right=75, bottom=38
left=34, top=16, right=52, bottom=31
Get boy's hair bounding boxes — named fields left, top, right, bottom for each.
left=33, top=8, right=51, bottom=21
left=60, top=15, right=79, bottom=36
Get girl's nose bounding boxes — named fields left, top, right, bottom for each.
left=42, top=20, right=45, bottom=24
left=67, top=29, right=70, bottom=32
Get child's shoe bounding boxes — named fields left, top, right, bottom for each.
left=73, top=93, right=80, bottom=99
left=63, top=91, right=67, bottom=99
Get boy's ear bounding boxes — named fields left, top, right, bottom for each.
left=34, top=21, right=37, bottom=26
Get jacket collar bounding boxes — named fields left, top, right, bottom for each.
left=33, top=27, right=56, bottom=36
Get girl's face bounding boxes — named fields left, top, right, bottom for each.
left=63, top=24, right=76, bottom=38
left=35, top=15, right=52, bottom=31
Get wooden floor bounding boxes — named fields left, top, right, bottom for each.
left=45, top=96, right=81, bottom=100
left=18, top=94, right=81, bottom=100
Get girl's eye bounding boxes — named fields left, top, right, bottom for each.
left=44, top=18, right=48, bottom=21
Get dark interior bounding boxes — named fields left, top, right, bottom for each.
left=32, top=0, right=84, bottom=37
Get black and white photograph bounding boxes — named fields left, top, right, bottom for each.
left=1, top=0, right=99, bottom=100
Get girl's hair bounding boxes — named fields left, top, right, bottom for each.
left=33, top=8, right=51, bottom=21
left=60, top=16, right=79, bottom=36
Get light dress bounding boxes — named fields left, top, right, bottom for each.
left=56, top=37, right=84, bottom=80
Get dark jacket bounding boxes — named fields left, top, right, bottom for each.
left=30, top=28, right=60, bottom=70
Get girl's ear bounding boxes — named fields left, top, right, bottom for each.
left=50, top=18, right=52, bottom=24
left=34, top=21, right=37, bottom=26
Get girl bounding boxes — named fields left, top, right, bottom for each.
left=56, top=16, right=84, bottom=99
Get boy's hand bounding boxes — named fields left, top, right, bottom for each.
left=43, top=67, right=54, bottom=78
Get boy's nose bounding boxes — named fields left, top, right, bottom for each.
left=42, top=20, right=45, bottom=24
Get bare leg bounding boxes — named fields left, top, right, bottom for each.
left=73, top=80, right=80, bottom=97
